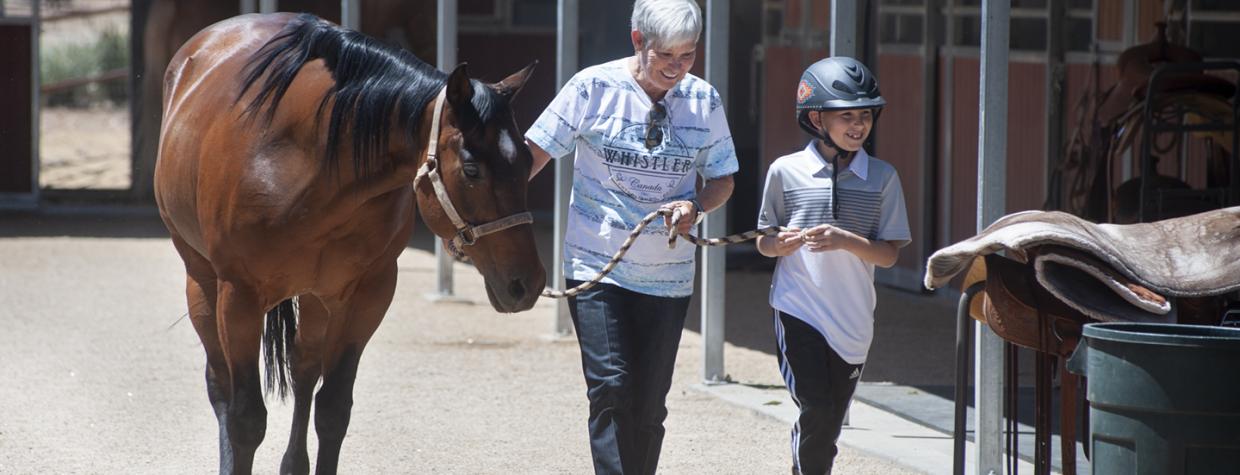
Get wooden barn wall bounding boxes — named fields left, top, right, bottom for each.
left=874, top=53, right=925, bottom=273
left=948, top=58, right=1046, bottom=245
left=1096, top=0, right=1125, bottom=42
left=948, top=58, right=980, bottom=245
left=1061, top=58, right=1225, bottom=221
left=1136, top=0, right=1163, bottom=43
left=459, top=32, right=557, bottom=211
left=783, top=0, right=833, bottom=33
left=760, top=0, right=833, bottom=185
left=760, top=46, right=827, bottom=174
left=1007, top=63, right=1048, bottom=214
left=1062, top=62, right=1119, bottom=147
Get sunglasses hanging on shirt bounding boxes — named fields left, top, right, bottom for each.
left=644, top=102, right=667, bottom=150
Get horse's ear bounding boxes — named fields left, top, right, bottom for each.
left=446, top=63, right=474, bottom=109
left=492, top=61, right=538, bottom=103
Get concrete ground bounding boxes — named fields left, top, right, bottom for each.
left=0, top=209, right=930, bottom=474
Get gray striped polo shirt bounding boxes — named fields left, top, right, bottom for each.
left=757, top=142, right=910, bottom=363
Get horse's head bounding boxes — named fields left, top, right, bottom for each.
left=415, top=63, right=546, bottom=313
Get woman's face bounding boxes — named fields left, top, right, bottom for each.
left=814, top=109, right=874, bottom=152
left=631, top=32, right=696, bottom=95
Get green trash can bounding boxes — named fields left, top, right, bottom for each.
left=1066, top=323, right=1240, bottom=474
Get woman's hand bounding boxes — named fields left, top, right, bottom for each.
left=660, top=200, right=699, bottom=235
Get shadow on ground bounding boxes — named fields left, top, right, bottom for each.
left=3, top=206, right=1082, bottom=469
left=0, top=206, right=962, bottom=388
left=0, top=207, right=170, bottom=239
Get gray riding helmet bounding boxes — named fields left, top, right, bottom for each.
left=795, top=57, right=886, bottom=142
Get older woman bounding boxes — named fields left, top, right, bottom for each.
left=525, top=0, right=737, bottom=473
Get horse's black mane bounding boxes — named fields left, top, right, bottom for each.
left=237, top=13, right=502, bottom=177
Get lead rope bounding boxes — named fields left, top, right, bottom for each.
left=541, top=208, right=790, bottom=299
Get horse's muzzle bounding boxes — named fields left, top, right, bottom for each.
left=484, top=271, right=545, bottom=313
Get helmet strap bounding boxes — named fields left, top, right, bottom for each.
left=813, top=121, right=855, bottom=162
left=830, top=152, right=841, bottom=220
left=813, top=120, right=851, bottom=221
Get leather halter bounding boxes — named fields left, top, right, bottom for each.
left=414, top=86, right=533, bottom=252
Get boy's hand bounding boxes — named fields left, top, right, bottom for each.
left=772, top=229, right=805, bottom=256
left=801, top=224, right=857, bottom=253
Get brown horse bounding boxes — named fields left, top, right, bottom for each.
left=154, top=13, right=545, bottom=474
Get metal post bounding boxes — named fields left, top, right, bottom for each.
left=240, top=0, right=257, bottom=14
left=701, top=0, right=729, bottom=384
left=830, top=0, right=858, bottom=58
left=954, top=282, right=984, bottom=475
left=1045, top=0, right=1065, bottom=210
left=975, top=0, right=1009, bottom=473
left=938, top=0, right=956, bottom=250
left=551, top=0, right=578, bottom=336
left=921, top=0, right=943, bottom=289
left=341, top=0, right=360, bottom=29
left=31, top=0, right=41, bottom=206
left=259, top=0, right=277, bottom=14
left=432, top=0, right=458, bottom=300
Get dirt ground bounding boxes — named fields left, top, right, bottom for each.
left=39, top=106, right=131, bottom=190
left=0, top=212, right=922, bottom=474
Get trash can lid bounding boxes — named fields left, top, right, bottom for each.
left=1083, top=323, right=1240, bottom=349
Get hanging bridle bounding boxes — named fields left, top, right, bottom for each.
left=414, top=86, right=533, bottom=254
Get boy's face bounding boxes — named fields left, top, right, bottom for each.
left=812, top=109, right=874, bottom=152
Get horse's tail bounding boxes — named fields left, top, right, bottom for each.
left=264, top=298, right=298, bottom=399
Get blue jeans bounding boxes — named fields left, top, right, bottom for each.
left=566, top=279, right=692, bottom=475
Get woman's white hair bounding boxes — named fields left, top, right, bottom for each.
left=631, top=0, right=702, bottom=50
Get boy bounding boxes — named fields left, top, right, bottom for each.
left=755, top=57, right=911, bottom=475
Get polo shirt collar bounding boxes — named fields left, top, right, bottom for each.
left=806, top=141, right=870, bottom=181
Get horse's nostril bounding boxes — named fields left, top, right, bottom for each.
left=508, top=278, right=526, bottom=299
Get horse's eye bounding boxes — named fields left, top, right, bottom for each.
left=462, top=161, right=481, bottom=178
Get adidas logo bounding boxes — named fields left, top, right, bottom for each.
left=849, top=367, right=861, bottom=379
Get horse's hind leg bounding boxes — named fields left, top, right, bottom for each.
left=314, top=261, right=398, bottom=473
left=172, top=235, right=241, bottom=474
left=185, top=270, right=237, bottom=470
left=215, top=279, right=270, bottom=474
left=281, top=296, right=329, bottom=475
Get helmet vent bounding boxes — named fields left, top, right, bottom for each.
left=844, top=65, right=864, bottom=83
left=832, top=80, right=859, bottom=98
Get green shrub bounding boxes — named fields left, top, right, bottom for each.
left=95, top=27, right=129, bottom=104
left=41, top=26, right=129, bottom=107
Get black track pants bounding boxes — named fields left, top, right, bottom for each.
left=773, top=310, right=865, bottom=475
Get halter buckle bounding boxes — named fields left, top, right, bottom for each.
left=456, top=228, right=478, bottom=246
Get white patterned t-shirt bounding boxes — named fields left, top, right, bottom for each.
left=526, top=58, right=738, bottom=297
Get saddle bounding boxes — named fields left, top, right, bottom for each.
left=928, top=206, right=1240, bottom=474
left=927, top=207, right=1240, bottom=312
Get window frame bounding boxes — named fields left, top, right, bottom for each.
left=877, top=1, right=1096, bottom=63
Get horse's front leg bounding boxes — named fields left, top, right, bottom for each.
left=281, top=296, right=329, bottom=475
left=216, top=280, right=269, bottom=474
left=314, top=261, right=397, bottom=473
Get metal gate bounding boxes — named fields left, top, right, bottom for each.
left=0, top=1, right=39, bottom=207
